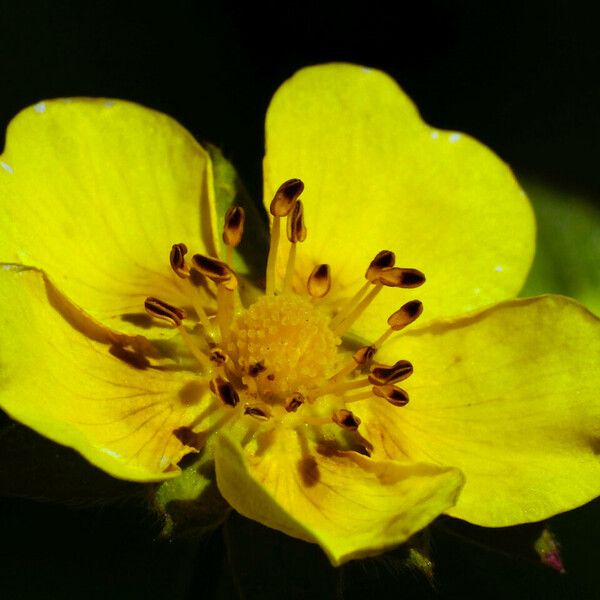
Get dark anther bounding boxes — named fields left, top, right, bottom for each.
left=353, top=345, right=377, bottom=365
left=373, top=384, right=409, bottom=407
left=210, top=348, right=228, bottom=366
left=378, top=267, right=426, bottom=289
left=248, top=361, right=267, bottom=377
left=332, top=409, right=361, bottom=431
left=307, top=264, right=331, bottom=298
left=369, top=360, right=413, bottom=385
left=287, top=199, right=307, bottom=243
left=244, top=404, right=271, bottom=421
left=223, top=206, right=245, bottom=247
left=270, top=178, right=305, bottom=217
left=285, top=392, right=305, bottom=412
left=170, top=243, right=189, bottom=278
left=387, top=300, right=423, bottom=330
left=144, top=297, right=186, bottom=327
left=210, top=377, right=240, bottom=407
left=192, top=254, right=231, bottom=280
left=365, top=250, right=395, bottom=281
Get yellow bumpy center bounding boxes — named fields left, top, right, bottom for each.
left=227, top=295, right=340, bottom=401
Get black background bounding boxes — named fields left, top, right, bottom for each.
left=1, top=1, right=599, bottom=598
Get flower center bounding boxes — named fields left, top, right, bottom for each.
left=144, top=179, right=426, bottom=441
left=227, top=295, right=340, bottom=402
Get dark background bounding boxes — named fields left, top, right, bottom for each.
left=1, top=1, right=598, bottom=598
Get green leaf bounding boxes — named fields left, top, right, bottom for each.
left=521, top=180, right=600, bottom=315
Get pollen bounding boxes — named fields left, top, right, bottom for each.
left=226, top=294, right=340, bottom=400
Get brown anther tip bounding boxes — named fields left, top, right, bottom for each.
left=285, top=392, right=305, bottom=412
left=209, top=348, right=228, bottom=366
left=332, top=409, right=361, bottom=431
left=372, top=384, right=409, bottom=407
left=223, top=206, right=245, bottom=247
left=369, top=360, right=413, bottom=385
left=244, top=403, right=271, bottom=421
left=387, top=300, right=423, bottom=330
left=192, top=254, right=236, bottom=287
left=248, top=361, right=267, bottom=377
left=170, top=243, right=190, bottom=279
left=378, top=267, right=426, bottom=289
left=210, top=377, right=240, bottom=407
left=286, top=199, right=307, bottom=243
left=307, top=264, right=331, bottom=298
left=144, top=297, right=186, bottom=327
left=270, top=178, right=305, bottom=217
left=353, top=345, right=377, bottom=365
left=365, top=250, right=396, bottom=282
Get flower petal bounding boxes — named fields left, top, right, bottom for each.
left=359, top=295, right=600, bottom=526
left=263, top=63, right=535, bottom=335
left=0, top=267, right=214, bottom=481
left=0, top=99, right=219, bottom=335
left=214, top=427, right=463, bottom=565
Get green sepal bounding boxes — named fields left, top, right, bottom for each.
left=154, top=438, right=230, bottom=538
left=521, top=179, right=600, bottom=315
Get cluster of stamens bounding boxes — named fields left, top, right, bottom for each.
left=144, top=179, right=425, bottom=442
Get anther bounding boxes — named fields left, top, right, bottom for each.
left=373, top=384, right=409, bottom=407
left=378, top=267, right=426, bottom=288
left=170, top=243, right=190, bottom=278
left=270, top=179, right=304, bottom=217
left=307, top=264, right=331, bottom=298
left=365, top=250, right=395, bottom=282
left=223, top=206, right=245, bottom=248
left=191, top=254, right=237, bottom=291
left=388, top=300, right=424, bottom=330
left=332, top=409, right=361, bottom=431
left=244, top=403, right=271, bottom=421
left=144, top=297, right=186, bottom=327
left=210, top=348, right=228, bottom=366
left=369, top=360, right=413, bottom=385
left=285, top=392, right=305, bottom=413
left=286, top=200, right=307, bottom=243
left=210, top=377, right=240, bottom=407
left=248, top=361, right=267, bottom=377
left=353, top=345, right=377, bottom=365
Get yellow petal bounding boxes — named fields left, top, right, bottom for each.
left=359, top=295, right=600, bottom=526
left=215, top=427, right=463, bottom=565
left=0, top=99, right=219, bottom=335
left=264, top=64, right=535, bottom=336
left=0, top=267, right=214, bottom=481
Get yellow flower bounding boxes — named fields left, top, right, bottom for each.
left=1, top=64, right=599, bottom=566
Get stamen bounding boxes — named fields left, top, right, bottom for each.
left=285, top=392, right=305, bottom=412
left=373, top=384, right=410, bottom=407
left=210, top=377, right=240, bottom=407
left=283, top=200, right=307, bottom=293
left=307, top=264, right=331, bottom=298
left=144, top=297, right=186, bottom=327
left=333, top=282, right=384, bottom=337
left=332, top=409, right=361, bottom=431
left=330, top=250, right=394, bottom=330
left=328, top=345, right=376, bottom=384
left=223, top=206, right=245, bottom=266
left=369, top=360, right=413, bottom=385
left=378, top=267, right=426, bottom=288
left=169, top=243, right=190, bottom=278
left=310, top=376, right=371, bottom=400
left=266, top=179, right=304, bottom=295
left=374, top=300, right=423, bottom=348
left=244, top=403, right=272, bottom=421
left=209, top=347, right=228, bottom=367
